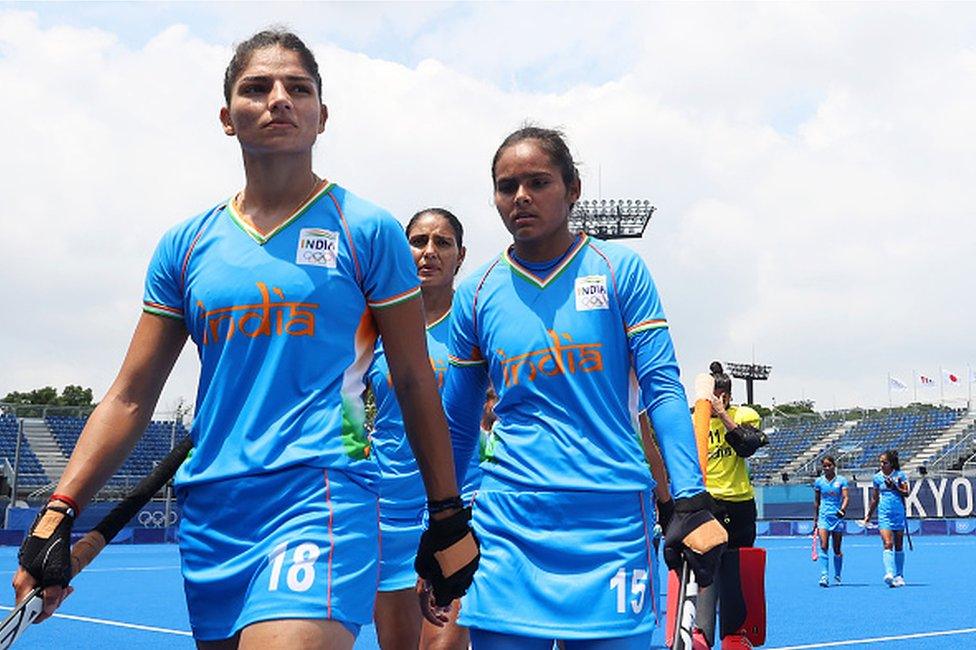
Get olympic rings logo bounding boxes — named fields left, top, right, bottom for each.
left=302, top=250, right=334, bottom=263
left=579, top=294, right=607, bottom=308
left=137, top=510, right=179, bottom=527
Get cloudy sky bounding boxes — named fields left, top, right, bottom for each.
left=1, top=2, right=974, bottom=416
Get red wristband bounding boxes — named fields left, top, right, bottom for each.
left=51, top=493, right=80, bottom=515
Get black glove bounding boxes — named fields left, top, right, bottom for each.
left=19, top=504, right=75, bottom=588
left=663, top=492, right=726, bottom=588
left=657, top=497, right=675, bottom=534
left=837, top=509, right=846, bottom=518
left=725, top=424, right=768, bottom=458
left=415, top=507, right=480, bottom=607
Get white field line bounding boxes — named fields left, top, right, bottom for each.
left=0, top=565, right=180, bottom=576
left=768, top=627, right=976, bottom=649
left=0, top=562, right=188, bottom=637
left=63, top=565, right=180, bottom=573
left=0, top=605, right=192, bottom=636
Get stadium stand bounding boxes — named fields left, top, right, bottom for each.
left=748, top=406, right=969, bottom=484
left=46, top=416, right=187, bottom=490
left=749, top=415, right=846, bottom=482
left=0, top=413, right=49, bottom=488
left=948, top=430, right=976, bottom=472
left=819, top=407, right=966, bottom=470
left=0, top=413, right=187, bottom=499
left=910, top=411, right=976, bottom=472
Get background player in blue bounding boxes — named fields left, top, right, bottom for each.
left=367, top=207, right=475, bottom=650
left=813, top=456, right=849, bottom=587
left=440, top=126, right=726, bottom=648
left=11, top=30, right=477, bottom=649
left=861, top=449, right=909, bottom=587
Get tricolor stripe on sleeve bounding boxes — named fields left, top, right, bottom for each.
left=626, top=319, right=668, bottom=336
left=367, top=286, right=421, bottom=309
left=143, top=302, right=183, bottom=319
left=448, top=353, right=486, bottom=367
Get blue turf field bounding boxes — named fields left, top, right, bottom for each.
left=1, top=536, right=974, bottom=649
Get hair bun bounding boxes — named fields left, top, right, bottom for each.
left=710, top=361, right=724, bottom=375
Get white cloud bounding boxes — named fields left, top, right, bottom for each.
left=2, top=4, right=975, bottom=414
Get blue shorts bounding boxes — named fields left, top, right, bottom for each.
left=470, top=628, right=654, bottom=649
left=878, top=515, right=905, bottom=531
left=818, top=514, right=844, bottom=532
left=879, top=501, right=906, bottom=531
left=177, top=466, right=379, bottom=640
left=376, top=492, right=482, bottom=591
left=378, top=504, right=423, bottom=592
left=459, top=481, right=657, bottom=639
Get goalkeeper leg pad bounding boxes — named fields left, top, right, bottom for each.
left=719, top=547, right=766, bottom=647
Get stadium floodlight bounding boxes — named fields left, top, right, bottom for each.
left=569, top=198, right=655, bottom=239
left=725, top=361, right=772, bottom=405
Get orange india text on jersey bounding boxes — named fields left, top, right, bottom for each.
left=197, top=282, right=317, bottom=344
left=497, top=330, right=603, bottom=387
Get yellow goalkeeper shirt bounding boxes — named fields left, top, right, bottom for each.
left=704, top=405, right=760, bottom=502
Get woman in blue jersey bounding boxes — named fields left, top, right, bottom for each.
left=861, top=449, right=909, bottom=587
left=12, top=30, right=477, bottom=649
left=813, top=456, right=849, bottom=587
left=439, top=126, right=725, bottom=649
left=369, top=207, right=476, bottom=650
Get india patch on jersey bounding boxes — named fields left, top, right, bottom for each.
left=296, top=228, right=338, bottom=268
left=575, top=275, right=609, bottom=311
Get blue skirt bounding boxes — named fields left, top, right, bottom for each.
left=818, top=513, right=845, bottom=532
left=459, top=480, right=658, bottom=639
left=178, top=466, right=379, bottom=640
left=378, top=504, right=424, bottom=592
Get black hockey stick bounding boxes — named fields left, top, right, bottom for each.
left=898, top=491, right=914, bottom=551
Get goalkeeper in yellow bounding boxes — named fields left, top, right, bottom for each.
left=693, top=362, right=768, bottom=650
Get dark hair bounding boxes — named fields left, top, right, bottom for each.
left=882, top=449, right=900, bottom=470
left=224, top=28, right=322, bottom=104
left=822, top=455, right=837, bottom=467
left=710, top=361, right=732, bottom=394
left=406, top=208, right=464, bottom=249
left=491, top=125, right=580, bottom=190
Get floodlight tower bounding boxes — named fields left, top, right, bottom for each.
left=726, top=362, right=772, bottom=406
left=570, top=199, right=655, bottom=239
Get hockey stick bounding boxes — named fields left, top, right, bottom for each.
left=860, top=515, right=912, bottom=552
left=672, top=561, right=700, bottom=650
left=896, top=485, right=914, bottom=551
left=0, top=436, right=192, bottom=649
left=899, top=507, right=914, bottom=551
left=811, top=526, right=819, bottom=562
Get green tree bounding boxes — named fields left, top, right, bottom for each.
left=776, top=400, right=816, bottom=416
left=750, top=403, right=772, bottom=418
left=3, top=386, right=58, bottom=405
left=2, top=385, right=95, bottom=407
left=59, top=385, right=94, bottom=406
